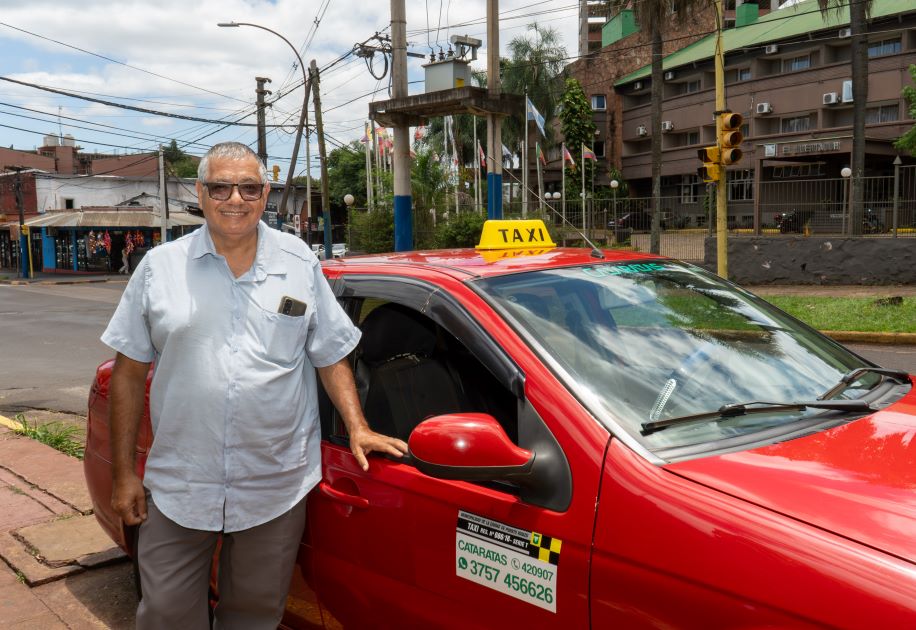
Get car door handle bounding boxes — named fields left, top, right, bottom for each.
left=318, top=481, right=369, bottom=509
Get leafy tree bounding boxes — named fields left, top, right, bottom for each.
left=434, top=211, right=486, bottom=248
left=410, top=146, right=448, bottom=215
left=163, top=139, right=199, bottom=178
left=349, top=207, right=394, bottom=253
left=558, top=78, right=597, bottom=211
left=326, top=141, right=368, bottom=214
left=895, top=65, right=916, bottom=155
left=606, top=0, right=704, bottom=253
left=819, top=0, right=874, bottom=235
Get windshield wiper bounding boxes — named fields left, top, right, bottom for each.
left=817, top=367, right=910, bottom=401
left=641, top=399, right=874, bottom=436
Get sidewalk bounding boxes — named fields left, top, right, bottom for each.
left=0, top=272, right=128, bottom=286
left=0, top=416, right=134, bottom=628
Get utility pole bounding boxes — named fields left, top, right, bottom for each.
left=255, top=77, right=272, bottom=166
left=714, top=0, right=728, bottom=279
left=390, top=0, right=413, bottom=250
left=7, top=166, right=28, bottom=278
left=486, top=0, right=502, bottom=219
left=158, top=148, right=169, bottom=244
left=310, top=60, right=333, bottom=260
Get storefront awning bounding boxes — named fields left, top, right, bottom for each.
left=17, top=208, right=205, bottom=229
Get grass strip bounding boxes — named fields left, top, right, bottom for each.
left=765, top=296, right=916, bottom=333
left=12, top=414, right=84, bottom=460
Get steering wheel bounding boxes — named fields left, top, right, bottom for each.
left=648, top=340, right=720, bottom=421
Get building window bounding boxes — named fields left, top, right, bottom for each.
left=591, top=94, right=606, bottom=111
left=781, top=115, right=811, bottom=133
left=868, top=38, right=901, bottom=58
left=64, top=198, right=75, bottom=209
left=782, top=55, right=811, bottom=72
left=593, top=141, right=606, bottom=158
left=680, top=175, right=700, bottom=204
left=866, top=104, right=900, bottom=124
left=684, top=80, right=701, bottom=94
left=727, top=169, right=754, bottom=201
left=740, top=123, right=750, bottom=140
left=772, top=163, right=825, bottom=179
left=684, top=131, right=700, bottom=146
left=737, top=68, right=752, bottom=81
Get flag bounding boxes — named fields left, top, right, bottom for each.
left=582, top=144, right=597, bottom=161
left=477, top=140, right=486, bottom=168
left=526, top=97, right=546, bottom=138
left=414, top=125, right=426, bottom=142
left=562, top=144, right=576, bottom=169
left=359, top=122, right=370, bottom=144
left=537, top=142, right=546, bottom=166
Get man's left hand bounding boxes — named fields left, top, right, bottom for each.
left=348, top=426, right=408, bottom=472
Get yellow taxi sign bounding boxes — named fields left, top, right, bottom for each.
left=476, top=220, right=556, bottom=251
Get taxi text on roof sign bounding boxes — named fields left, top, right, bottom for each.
left=476, top=220, right=557, bottom=251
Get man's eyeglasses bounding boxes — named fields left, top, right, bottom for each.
left=203, top=182, right=265, bottom=201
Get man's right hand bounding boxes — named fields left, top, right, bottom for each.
left=111, top=472, right=147, bottom=525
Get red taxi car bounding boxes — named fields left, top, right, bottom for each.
left=85, top=220, right=916, bottom=628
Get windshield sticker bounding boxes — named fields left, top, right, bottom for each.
left=582, top=262, right=667, bottom=278
left=456, top=510, right=559, bottom=613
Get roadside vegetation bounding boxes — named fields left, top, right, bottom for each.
left=12, top=414, right=84, bottom=459
left=766, top=296, right=916, bottom=334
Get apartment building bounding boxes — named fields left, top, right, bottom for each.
left=610, top=0, right=915, bottom=228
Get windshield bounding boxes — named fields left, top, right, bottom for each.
left=475, top=261, right=884, bottom=454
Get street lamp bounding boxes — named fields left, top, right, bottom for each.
left=217, top=21, right=309, bottom=231
left=841, top=166, right=852, bottom=235
left=344, top=193, right=355, bottom=253
left=610, top=179, right=619, bottom=244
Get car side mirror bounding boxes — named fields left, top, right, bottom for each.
left=409, top=413, right=534, bottom=481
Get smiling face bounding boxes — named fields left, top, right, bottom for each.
left=196, top=154, right=269, bottom=250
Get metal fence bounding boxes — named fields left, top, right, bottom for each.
left=342, top=165, right=916, bottom=263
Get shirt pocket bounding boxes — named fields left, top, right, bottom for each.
left=253, top=307, right=308, bottom=365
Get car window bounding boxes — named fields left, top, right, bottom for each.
left=323, top=298, right=518, bottom=447
left=475, top=261, right=887, bottom=456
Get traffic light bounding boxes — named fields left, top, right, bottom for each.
left=697, top=146, right=721, bottom=183
left=718, top=112, right=744, bottom=165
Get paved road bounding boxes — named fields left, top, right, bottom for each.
left=0, top=281, right=914, bottom=416
left=0, top=282, right=126, bottom=415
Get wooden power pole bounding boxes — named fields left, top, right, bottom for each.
left=310, top=60, right=332, bottom=260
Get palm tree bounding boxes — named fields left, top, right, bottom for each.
left=606, top=0, right=704, bottom=254
left=819, top=0, right=872, bottom=235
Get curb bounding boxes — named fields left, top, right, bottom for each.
left=822, top=331, right=916, bottom=345
left=0, top=278, right=125, bottom=286
left=0, top=414, right=24, bottom=431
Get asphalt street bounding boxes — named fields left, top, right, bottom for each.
left=0, top=281, right=914, bottom=416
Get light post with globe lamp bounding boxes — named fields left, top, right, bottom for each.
left=217, top=21, right=311, bottom=242
left=344, top=193, right=355, bottom=254
left=610, top=179, right=619, bottom=244
left=841, top=166, right=852, bottom=235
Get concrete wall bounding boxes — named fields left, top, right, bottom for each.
left=703, top=236, right=916, bottom=285
left=34, top=175, right=197, bottom=212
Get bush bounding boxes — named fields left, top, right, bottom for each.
left=435, top=212, right=487, bottom=248
left=349, top=208, right=394, bottom=253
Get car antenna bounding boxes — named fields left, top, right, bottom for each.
left=501, top=162, right=605, bottom=259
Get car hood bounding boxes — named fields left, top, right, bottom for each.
left=666, top=399, right=916, bottom=563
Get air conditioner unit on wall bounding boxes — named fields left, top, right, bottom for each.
left=664, top=71, right=675, bottom=81
left=756, top=102, right=774, bottom=115
left=838, top=28, right=851, bottom=38
left=823, top=92, right=839, bottom=105
left=633, top=81, right=643, bottom=90
left=637, top=125, right=648, bottom=137
left=764, top=44, right=779, bottom=55
left=662, top=121, right=675, bottom=132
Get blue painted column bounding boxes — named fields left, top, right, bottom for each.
left=394, top=195, right=413, bottom=251
left=41, top=228, right=55, bottom=271
left=19, top=230, right=29, bottom=278
left=71, top=230, right=78, bottom=271
left=487, top=172, right=503, bottom=219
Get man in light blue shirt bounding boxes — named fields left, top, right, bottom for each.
left=103, top=142, right=407, bottom=629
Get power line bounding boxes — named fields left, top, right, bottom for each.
left=0, top=20, right=249, bottom=104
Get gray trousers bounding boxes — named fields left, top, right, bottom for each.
left=135, top=493, right=307, bottom=630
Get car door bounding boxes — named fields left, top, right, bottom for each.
left=305, top=272, right=608, bottom=628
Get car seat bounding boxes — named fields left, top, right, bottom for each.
left=356, top=303, right=470, bottom=440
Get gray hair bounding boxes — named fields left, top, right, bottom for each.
left=197, top=142, right=268, bottom=183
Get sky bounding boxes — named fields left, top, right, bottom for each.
left=0, top=0, right=581, bottom=180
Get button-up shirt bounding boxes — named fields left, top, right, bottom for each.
left=101, top=222, right=360, bottom=532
